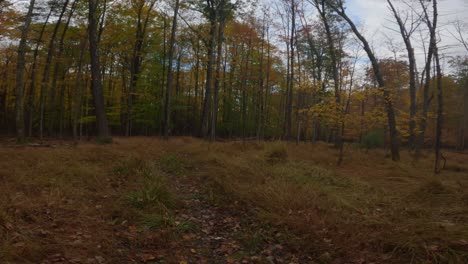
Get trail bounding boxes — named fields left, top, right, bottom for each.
left=167, top=174, right=306, bottom=264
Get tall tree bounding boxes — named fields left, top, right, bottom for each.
left=211, top=0, right=235, bottom=141
left=325, top=0, right=401, bottom=161
left=49, top=0, right=79, bottom=136
left=387, top=0, right=419, bottom=148
left=15, top=0, right=36, bottom=143
left=311, top=0, right=342, bottom=149
left=198, top=0, right=217, bottom=138
left=285, top=0, right=296, bottom=140
left=163, top=0, right=180, bottom=139
left=126, top=0, right=157, bottom=136
left=38, top=0, right=70, bottom=139
left=415, top=0, right=438, bottom=159
left=88, top=0, right=111, bottom=142
left=26, top=7, right=52, bottom=136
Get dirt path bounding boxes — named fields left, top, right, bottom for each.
left=167, top=174, right=309, bottom=264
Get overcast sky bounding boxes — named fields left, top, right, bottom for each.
left=342, top=0, right=468, bottom=71
left=258, top=0, right=468, bottom=72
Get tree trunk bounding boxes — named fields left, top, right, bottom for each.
left=49, top=0, right=77, bottom=135
left=73, top=39, right=86, bottom=140
left=201, top=18, right=217, bottom=138
left=434, top=37, right=443, bottom=173
left=39, top=0, right=70, bottom=139
left=88, top=0, right=111, bottom=142
left=163, top=0, right=180, bottom=139
left=286, top=0, right=296, bottom=140
left=211, top=18, right=225, bottom=142
left=15, top=0, right=36, bottom=143
left=415, top=0, right=438, bottom=159
left=387, top=0, right=417, bottom=148
left=26, top=9, right=51, bottom=137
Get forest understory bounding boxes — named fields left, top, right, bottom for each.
left=0, top=137, right=467, bottom=264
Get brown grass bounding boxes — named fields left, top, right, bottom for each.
left=0, top=137, right=467, bottom=263
left=176, top=139, right=468, bottom=263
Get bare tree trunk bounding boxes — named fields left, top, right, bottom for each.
left=15, top=0, right=36, bottom=143
left=163, top=0, right=180, bottom=139
left=415, top=0, right=438, bottom=159
left=462, top=78, right=468, bottom=150
left=434, top=37, right=443, bottom=173
left=88, top=0, right=111, bottom=142
left=387, top=0, right=417, bottom=148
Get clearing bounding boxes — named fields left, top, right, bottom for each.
left=0, top=137, right=467, bottom=263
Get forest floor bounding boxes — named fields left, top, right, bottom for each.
left=0, top=137, right=467, bottom=264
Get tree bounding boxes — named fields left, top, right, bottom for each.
left=325, top=0, right=401, bottom=161
left=126, top=0, right=157, bottom=136
left=211, top=0, right=235, bottom=141
left=387, top=0, right=419, bottom=148
left=26, top=6, right=52, bottom=137
left=415, top=0, right=438, bottom=159
left=15, top=0, right=36, bottom=143
left=38, top=0, right=70, bottom=139
left=163, top=0, right=180, bottom=139
left=88, top=0, right=111, bottom=142
left=310, top=0, right=343, bottom=151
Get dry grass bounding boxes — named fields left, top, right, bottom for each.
left=176, top=139, right=468, bottom=263
left=0, top=137, right=467, bottom=263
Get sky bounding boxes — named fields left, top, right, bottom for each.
left=344, top=0, right=468, bottom=71
left=258, top=0, right=468, bottom=73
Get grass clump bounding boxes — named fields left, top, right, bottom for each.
left=264, top=143, right=288, bottom=164
left=127, top=181, right=176, bottom=210
left=139, top=213, right=175, bottom=230
left=113, top=157, right=149, bottom=177
left=159, top=154, right=184, bottom=175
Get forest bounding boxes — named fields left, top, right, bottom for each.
left=0, top=0, right=467, bottom=263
